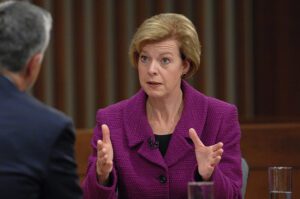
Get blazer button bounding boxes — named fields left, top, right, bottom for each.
left=159, top=175, right=167, bottom=184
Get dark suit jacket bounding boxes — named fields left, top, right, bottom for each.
left=0, top=75, right=82, bottom=199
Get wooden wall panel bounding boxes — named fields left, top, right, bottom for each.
left=52, top=0, right=66, bottom=112
left=114, top=1, right=129, bottom=101
left=93, top=0, right=109, bottom=108
left=192, top=0, right=206, bottom=93
left=235, top=0, right=247, bottom=117
left=133, top=0, right=151, bottom=92
left=29, top=0, right=300, bottom=128
left=134, top=0, right=151, bottom=27
left=173, top=0, right=189, bottom=14
left=253, top=0, right=300, bottom=118
left=214, top=1, right=227, bottom=101
left=253, top=0, right=280, bottom=117
left=73, top=0, right=86, bottom=127
left=153, top=0, right=167, bottom=14
left=235, top=0, right=253, bottom=120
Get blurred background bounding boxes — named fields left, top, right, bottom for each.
left=7, top=0, right=300, bottom=128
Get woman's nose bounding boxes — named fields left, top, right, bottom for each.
left=148, top=61, right=158, bottom=75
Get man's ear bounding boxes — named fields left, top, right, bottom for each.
left=25, top=53, right=43, bottom=76
left=24, top=53, right=43, bottom=87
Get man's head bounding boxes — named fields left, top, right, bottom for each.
left=0, top=1, right=52, bottom=90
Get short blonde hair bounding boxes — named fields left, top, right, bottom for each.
left=129, top=13, right=201, bottom=79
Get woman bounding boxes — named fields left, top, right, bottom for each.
left=83, top=13, right=242, bottom=199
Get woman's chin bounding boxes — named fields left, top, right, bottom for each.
left=144, top=90, right=164, bottom=99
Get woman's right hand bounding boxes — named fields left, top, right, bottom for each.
left=96, top=124, right=114, bottom=185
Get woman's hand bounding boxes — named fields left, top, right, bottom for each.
left=189, top=128, right=223, bottom=181
left=96, top=124, right=114, bottom=184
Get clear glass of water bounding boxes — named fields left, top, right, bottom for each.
left=188, top=181, right=214, bottom=199
left=268, top=166, right=292, bottom=199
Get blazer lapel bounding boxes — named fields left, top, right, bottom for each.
left=123, top=90, right=167, bottom=169
left=137, top=136, right=167, bottom=169
left=164, top=81, right=209, bottom=167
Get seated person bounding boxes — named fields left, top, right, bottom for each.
left=83, top=13, right=242, bottom=199
left=0, top=1, right=82, bottom=198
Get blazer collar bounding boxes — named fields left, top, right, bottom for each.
left=164, top=81, right=208, bottom=166
left=123, top=89, right=152, bottom=148
left=123, top=80, right=208, bottom=167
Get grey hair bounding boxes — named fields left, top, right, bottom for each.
left=0, top=0, right=52, bottom=72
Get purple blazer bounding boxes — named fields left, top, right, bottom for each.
left=82, top=81, right=242, bottom=199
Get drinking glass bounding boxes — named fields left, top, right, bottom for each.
left=188, top=181, right=214, bottom=199
left=268, top=166, right=292, bottom=199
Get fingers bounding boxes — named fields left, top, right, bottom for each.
left=97, top=140, right=112, bottom=170
left=211, top=142, right=223, bottom=151
left=96, top=125, right=113, bottom=181
left=189, top=128, right=205, bottom=148
left=97, top=124, right=113, bottom=163
left=210, top=143, right=223, bottom=167
left=97, top=140, right=107, bottom=160
left=188, top=128, right=224, bottom=157
left=191, top=130, right=224, bottom=179
left=209, top=142, right=223, bottom=160
left=101, top=124, right=111, bottom=144
left=97, top=140, right=111, bottom=163
left=211, top=155, right=222, bottom=167
left=214, top=148, right=223, bottom=157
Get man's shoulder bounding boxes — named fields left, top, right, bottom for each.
left=34, top=100, right=73, bottom=129
left=13, top=94, right=73, bottom=130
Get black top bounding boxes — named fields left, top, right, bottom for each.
left=154, top=134, right=172, bottom=157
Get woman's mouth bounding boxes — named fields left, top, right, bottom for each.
left=147, top=81, right=161, bottom=85
left=146, top=81, right=162, bottom=88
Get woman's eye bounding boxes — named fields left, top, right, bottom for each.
left=140, top=55, right=148, bottom=63
left=161, top=57, right=170, bottom=65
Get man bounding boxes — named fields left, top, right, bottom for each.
left=0, top=1, right=82, bottom=198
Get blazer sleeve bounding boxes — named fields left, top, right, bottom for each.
left=82, top=117, right=118, bottom=199
left=212, top=105, right=242, bottom=199
left=43, top=122, right=83, bottom=199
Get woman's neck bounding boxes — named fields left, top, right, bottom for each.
left=146, top=91, right=184, bottom=135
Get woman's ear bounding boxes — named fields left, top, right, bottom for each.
left=182, top=59, right=190, bottom=76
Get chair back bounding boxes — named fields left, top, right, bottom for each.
left=241, top=158, right=249, bottom=199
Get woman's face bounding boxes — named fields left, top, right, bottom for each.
left=138, top=38, right=190, bottom=99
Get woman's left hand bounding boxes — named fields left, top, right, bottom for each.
left=189, top=128, right=224, bottom=181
